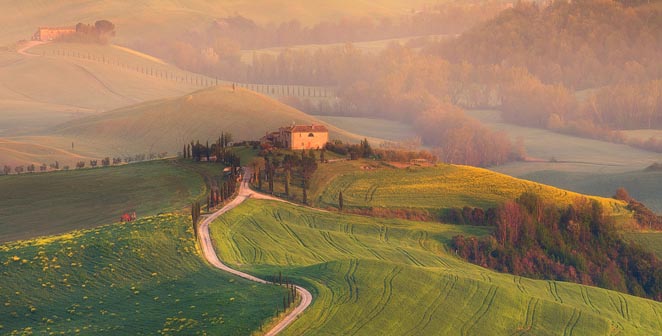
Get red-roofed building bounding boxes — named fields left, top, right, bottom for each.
left=32, top=26, right=76, bottom=41
left=262, top=124, right=329, bottom=150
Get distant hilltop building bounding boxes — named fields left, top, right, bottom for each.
left=262, top=124, right=329, bottom=150
left=32, top=26, right=76, bottom=41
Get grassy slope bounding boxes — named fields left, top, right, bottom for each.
left=0, top=43, right=205, bottom=135
left=625, top=232, right=662, bottom=259
left=521, top=170, right=662, bottom=214
left=0, top=1, right=433, bottom=45
left=0, top=159, right=223, bottom=243
left=0, top=212, right=287, bottom=334
left=211, top=200, right=662, bottom=335
left=310, top=162, right=626, bottom=216
left=49, top=85, right=376, bottom=157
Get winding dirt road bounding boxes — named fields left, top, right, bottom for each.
left=197, top=168, right=313, bottom=336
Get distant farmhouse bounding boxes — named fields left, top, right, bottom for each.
left=32, top=26, right=76, bottom=41
left=262, top=124, right=329, bottom=150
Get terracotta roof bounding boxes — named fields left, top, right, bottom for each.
left=287, top=125, right=328, bottom=133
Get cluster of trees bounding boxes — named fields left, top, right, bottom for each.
left=204, top=165, right=240, bottom=211
left=182, top=133, right=239, bottom=165
left=587, top=80, right=662, bottom=130
left=442, top=206, right=497, bottom=226
left=614, top=188, right=662, bottom=230
left=415, top=104, right=521, bottom=166
left=325, top=138, right=373, bottom=160
left=132, top=1, right=507, bottom=78
left=59, top=20, right=116, bottom=44
left=452, top=193, right=662, bottom=301
left=0, top=153, right=163, bottom=175
left=436, top=1, right=662, bottom=89
left=2, top=162, right=59, bottom=175
left=252, top=149, right=319, bottom=204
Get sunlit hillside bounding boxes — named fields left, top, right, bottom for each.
left=49, top=85, right=372, bottom=157
left=0, top=43, right=211, bottom=135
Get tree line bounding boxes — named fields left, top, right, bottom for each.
left=435, top=0, right=662, bottom=90
left=0, top=153, right=168, bottom=176
left=452, top=192, right=662, bottom=301
left=58, top=20, right=116, bottom=44
left=252, top=149, right=318, bottom=205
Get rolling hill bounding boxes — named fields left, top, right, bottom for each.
left=210, top=200, right=662, bottom=335
left=308, top=161, right=627, bottom=218
left=49, top=85, right=371, bottom=158
left=0, top=42, right=210, bottom=136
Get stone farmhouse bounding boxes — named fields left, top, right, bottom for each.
left=32, top=27, right=76, bottom=41
left=262, top=124, right=329, bottom=150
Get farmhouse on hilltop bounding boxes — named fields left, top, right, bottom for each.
left=32, top=27, right=76, bottom=41
left=262, top=124, right=329, bottom=150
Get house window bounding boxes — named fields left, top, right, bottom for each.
left=308, top=133, right=314, bottom=137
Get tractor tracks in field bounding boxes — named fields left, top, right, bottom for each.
left=197, top=167, right=312, bottom=336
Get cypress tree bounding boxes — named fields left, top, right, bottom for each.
left=339, top=191, right=343, bottom=211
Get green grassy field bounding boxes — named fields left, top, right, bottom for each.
left=210, top=200, right=662, bottom=335
left=310, top=162, right=626, bottom=216
left=625, top=232, right=662, bottom=259
left=0, top=212, right=287, bottom=334
left=0, top=159, right=224, bottom=243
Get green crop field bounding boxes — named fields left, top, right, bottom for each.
left=310, top=162, right=627, bottom=217
left=210, top=200, right=662, bottom=335
left=0, top=212, right=287, bottom=335
left=0, top=159, right=225, bottom=243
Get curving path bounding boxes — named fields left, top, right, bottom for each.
left=197, top=167, right=313, bottom=336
